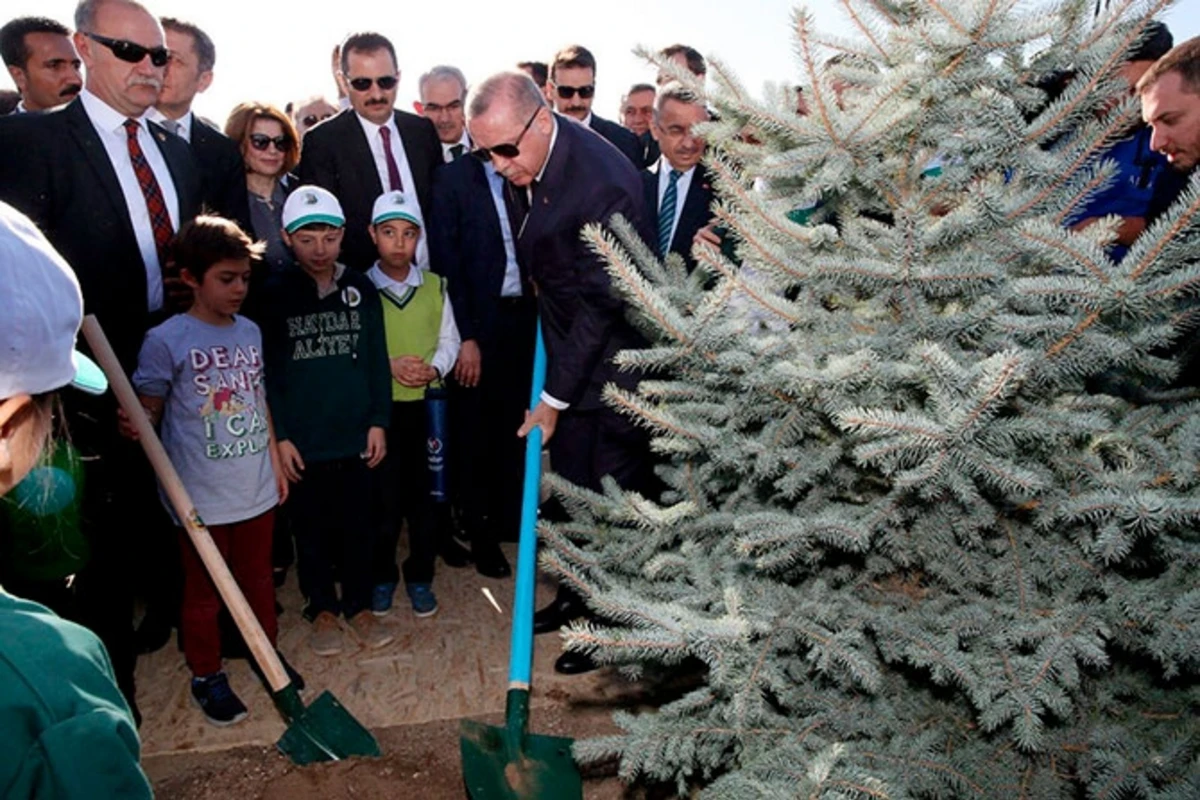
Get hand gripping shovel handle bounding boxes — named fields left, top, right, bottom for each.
left=81, top=315, right=291, bottom=691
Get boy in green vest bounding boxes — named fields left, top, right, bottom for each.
left=366, top=191, right=461, bottom=617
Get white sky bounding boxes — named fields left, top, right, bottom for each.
left=4, top=0, right=1199, bottom=127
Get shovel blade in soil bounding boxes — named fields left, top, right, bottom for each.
left=460, top=719, right=582, bottom=799
left=275, top=690, right=381, bottom=765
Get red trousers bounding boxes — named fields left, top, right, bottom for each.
left=177, top=509, right=277, bottom=677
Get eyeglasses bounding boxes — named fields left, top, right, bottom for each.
left=471, top=108, right=540, bottom=162
left=301, top=112, right=333, bottom=128
left=554, top=84, right=595, bottom=100
left=347, top=75, right=398, bottom=92
left=248, top=133, right=292, bottom=152
left=84, top=32, right=169, bottom=68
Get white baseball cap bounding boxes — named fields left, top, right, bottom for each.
left=281, top=185, right=346, bottom=233
left=371, top=190, right=423, bottom=228
left=0, top=201, right=107, bottom=398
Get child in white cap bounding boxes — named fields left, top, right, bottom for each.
left=0, top=200, right=151, bottom=797
left=365, top=190, right=460, bottom=618
left=262, top=186, right=394, bottom=655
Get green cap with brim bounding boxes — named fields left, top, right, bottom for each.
left=281, top=186, right=346, bottom=233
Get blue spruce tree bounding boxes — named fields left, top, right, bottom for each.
left=541, top=0, right=1200, bottom=796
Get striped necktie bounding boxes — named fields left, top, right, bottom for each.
left=123, top=119, right=174, bottom=269
left=657, top=169, right=681, bottom=257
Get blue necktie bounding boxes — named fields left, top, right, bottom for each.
left=657, top=169, right=681, bottom=257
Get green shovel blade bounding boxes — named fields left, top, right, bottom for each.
left=461, top=719, right=582, bottom=799
left=273, top=687, right=381, bottom=765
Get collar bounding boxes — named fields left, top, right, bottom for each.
left=15, top=100, right=27, bottom=114
left=151, top=108, right=193, bottom=138
left=534, top=115, right=559, bottom=184
left=581, top=111, right=593, bottom=128
left=80, top=87, right=148, bottom=133
left=656, top=156, right=696, bottom=180
left=368, top=263, right=424, bottom=292
left=355, top=109, right=397, bottom=138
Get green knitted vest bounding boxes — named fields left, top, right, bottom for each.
left=378, top=272, right=446, bottom=402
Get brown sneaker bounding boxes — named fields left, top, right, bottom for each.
left=347, top=611, right=395, bottom=649
left=308, top=611, right=343, bottom=656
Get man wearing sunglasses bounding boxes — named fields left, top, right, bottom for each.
left=467, top=71, right=657, bottom=675
left=547, top=44, right=643, bottom=168
left=298, top=31, right=441, bottom=272
left=152, top=18, right=251, bottom=237
left=0, top=0, right=202, bottom=723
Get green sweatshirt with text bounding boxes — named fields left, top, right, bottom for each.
left=263, top=264, right=391, bottom=463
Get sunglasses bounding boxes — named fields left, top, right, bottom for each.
left=301, top=112, right=333, bottom=128
left=248, top=133, right=292, bottom=152
left=554, top=84, right=595, bottom=100
left=347, top=75, right=398, bottom=92
left=85, top=32, right=169, bottom=68
left=471, top=108, right=539, bottom=162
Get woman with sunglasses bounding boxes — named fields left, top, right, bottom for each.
left=224, top=102, right=301, bottom=302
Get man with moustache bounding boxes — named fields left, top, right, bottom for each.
left=299, top=31, right=441, bottom=271
left=418, top=65, right=471, bottom=162
left=0, top=17, right=82, bottom=113
left=644, top=82, right=713, bottom=273
left=547, top=45, right=642, bottom=167
left=467, top=71, right=654, bottom=674
left=0, top=0, right=201, bottom=720
left=154, top=18, right=251, bottom=234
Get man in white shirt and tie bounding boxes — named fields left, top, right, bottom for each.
left=299, top=31, right=442, bottom=271
left=418, top=64, right=471, bottom=163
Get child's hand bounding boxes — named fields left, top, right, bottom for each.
left=116, top=408, right=140, bottom=441
left=277, top=440, right=305, bottom=483
left=363, top=426, right=387, bottom=468
left=393, top=355, right=435, bottom=387
left=269, top=444, right=290, bottom=503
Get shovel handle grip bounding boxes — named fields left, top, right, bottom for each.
left=81, top=315, right=291, bottom=692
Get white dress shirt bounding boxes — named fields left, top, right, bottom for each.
left=355, top=111, right=428, bottom=268
left=80, top=89, right=180, bottom=312
left=367, top=263, right=461, bottom=378
left=440, top=130, right=471, bottom=163
left=151, top=109, right=193, bottom=143
left=483, top=162, right=523, bottom=298
left=655, top=158, right=696, bottom=251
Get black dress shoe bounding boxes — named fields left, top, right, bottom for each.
left=473, top=544, right=512, bottom=579
left=554, top=650, right=598, bottom=675
left=249, top=649, right=306, bottom=692
left=532, top=597, right=585, bottom=635
left=441, top=535, right=474, bottom=568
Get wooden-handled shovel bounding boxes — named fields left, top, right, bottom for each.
left=81, top=314, right=379, bottom=765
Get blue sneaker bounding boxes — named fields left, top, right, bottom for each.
left=406, top=583, right=439, bottom=617
left=371, top=582, right=397, bottom=616
left=191, top=671, right=248, bottom=727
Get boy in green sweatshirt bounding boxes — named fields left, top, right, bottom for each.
left=263, top=186, right=393, bottom=656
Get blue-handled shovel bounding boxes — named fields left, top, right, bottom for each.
left=459, top=324, right=583, bottom=799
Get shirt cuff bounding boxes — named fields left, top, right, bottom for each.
left=540, top=391, right=569, bottom=411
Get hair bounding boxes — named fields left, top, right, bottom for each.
left=339, top=31, right=396, bottom=75
left=516, top=60, right=547, bottom=89
left=224, top=102, right=300, bottom=174
left=1138, top=35, right=1200, bottom=94
left=654, top=81, right=704, bottom=122
left=660, top=44, right=706, bottom=77
left=171, top=216, right=263, bottom=282
left=550, top=44, right=596, bottom=81
left=0, top=89, right=19, bottom=115
left=1127, top=20, right=1174, bottom=63
left=467, top=71, right=546, bottom=123
left=625, top=82, right=656, bottom=99
left=74, top=0, right=152, bottom=34
left=418, top=65, right=467, bottom=102
left=0, top=17, right=70, bottom=69
left=160, top=17, right=215, bottom=73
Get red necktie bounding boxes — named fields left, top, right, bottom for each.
left=379, top=126, right=404, bottom=192
left=123, top=119, right=174, bottom=268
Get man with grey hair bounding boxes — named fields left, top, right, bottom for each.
left=643, top=82, right=712, bottom=273
left=0, top=0, right=202, bottom=722
left=467, top=70, right=655, bottom=674
left=418, top=64, right=470, bottom=162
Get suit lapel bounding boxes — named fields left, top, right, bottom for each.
left=394, top=111, right=429, bottom=205
left=517, top=120, right=571, bottom=269
left=345, top=112, right=384, bottom=197
left=673, top=164, right=712, bottom=251
left=148, top=119, right=198, bottom=221
left=64, top=100, right=137, bottom=243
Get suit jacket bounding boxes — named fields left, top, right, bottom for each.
left=639, top=130, right=660, bottom=169
left=297, top=108, right=441, bottom=271
left=516, top=116, right=654, bottom=410
left=588, top=114, right=644, bottom=169
left=642, top=161, right=714, bottom=273
left=0, top=98, right=202, bottom=368
left=189, top=116, right=252, bottom=233
left=429, top=155, right=512, bottom=349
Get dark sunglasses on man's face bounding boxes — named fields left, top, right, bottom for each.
left=348, top=75, right=398, bottom=92
left=85, top=32, right=169, bottom=67
left=470, top=108, right=540, bottom=162
left=301, top=113, right=333, bottom=127
left=554, top=84, right=595, bottom=100
left=249, top=133, right=292, bottom=152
